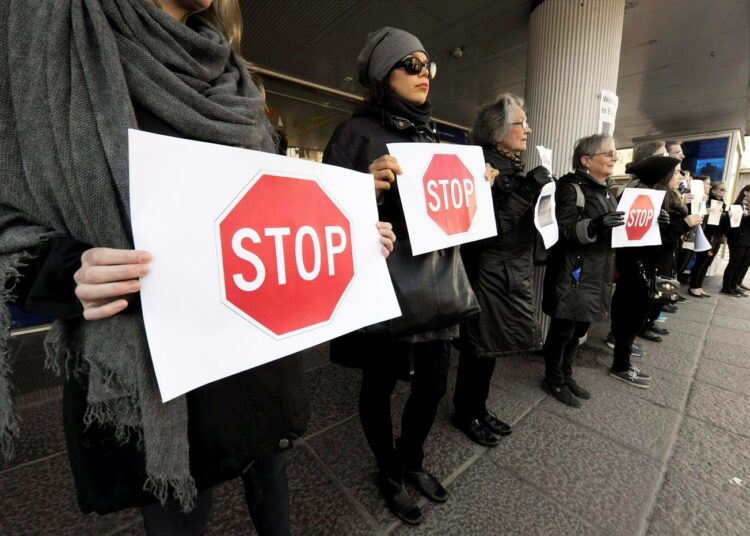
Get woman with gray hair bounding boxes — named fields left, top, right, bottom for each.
left=453, top=93, right=552, bottom=445
left=541, top=134, right=624, bottom=404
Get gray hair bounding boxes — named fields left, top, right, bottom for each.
left=471, top=93, right=525, bottom=147
left=632, top=141, right=665, bottom=163
left=571, top=134, right=615, bottom=170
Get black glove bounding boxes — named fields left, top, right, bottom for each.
left=526, top=165, right=553, bottom=191
left=594, top=211, right=625, bottom=230
left=658, top=209, right=670, bottom=225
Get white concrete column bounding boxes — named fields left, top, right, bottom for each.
left=524, top=0, right=625, bottom=336
left=524, top=0, right=625, bottom=177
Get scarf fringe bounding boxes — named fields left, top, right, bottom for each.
left=144, top=474, right=197, bottom=512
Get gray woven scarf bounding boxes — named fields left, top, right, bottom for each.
left=1, top=0, right=275, bottom=510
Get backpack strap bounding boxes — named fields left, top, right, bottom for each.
left=571, top=182, right=585, bottom=212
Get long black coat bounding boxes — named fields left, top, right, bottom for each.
left=14, top=105, right=311, bottom=515
left=459, top=149, right=539, bottom=357
left=728, top=203, right=750, bottom=247
left=542, top=170, right=618, bottom=322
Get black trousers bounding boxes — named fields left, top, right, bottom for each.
left=140, top=453, right=291, bottom=536
left=359, top=339, right=450, bottom=476
left=689, top=238, right=722, bottom=289
left=453, top=349, right=497, bottom=422
left=723, top=241, right=750, bottom=289
left=542, top=318, right=590, bottom=386
left=610, top=273, right=650, bottom=372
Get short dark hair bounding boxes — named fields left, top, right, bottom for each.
left=471, top=93, right=525, bottom=147
left=632, top=141, right=665, bottom=163
left=571, top=134, right=615, bottom=170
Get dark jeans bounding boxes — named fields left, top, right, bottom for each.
left=141, top=453, right=291, bottom=536
left=542, top=317, right=590, bottom=386
left=689, top=238, right=721, bottom=289
left=453, top=349, right=497, bottom=422
left=723, top=241, right=750, bottom=289
left=359, top=339, right=450, bottom=476
left=645, top=301, right=663, bottom=328
left=610, top=274, right=650, bottom=372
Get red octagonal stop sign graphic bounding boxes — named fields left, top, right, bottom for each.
left=422, top=154, right=477, bottom=235
left=217, top=173, right=354, bottom=337
left=626, top=194, right=655, bottom=241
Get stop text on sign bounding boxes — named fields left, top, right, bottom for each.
left=217, top=173, right=355, bottom=337
left=421, top=154, right=477, bottom=235
left=625, top=194, right=655, bottom=241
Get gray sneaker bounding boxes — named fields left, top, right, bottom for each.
left=609, top=369, right=651, bottom=389
left=629, top=365, right=651, bottom=381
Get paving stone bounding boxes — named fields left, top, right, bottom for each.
left=660, top=316, right=707, bottom=336
left=0, top=454, right=140, bottom=536
left=671, top=305, right=713, bottom=323
left=702, top=341, right=750, bottom=369
left=0, top=398, right=65, bottom=471
left=646, top=469, right=750, bottom=536
left=487, top=409, right=661, bottom=536
left=636, top=334, right=702, bottom=376
left=304, top=364, right=362, bottom=436
left=711, top=313, right=750, bottom=332
left=686, top=381, right=750, bottom=438
left=392, top=456, right=603, bottom=536
left=696, top=358, right=750, bottom=397
left=669, top=416, right=750, bottom=500
left=714, top=303, right=750, bottom=319
left=706, top=325, right=748, bottom=347
left=540, top=369, right=681, bottom=461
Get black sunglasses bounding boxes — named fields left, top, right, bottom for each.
left=393, top=56, right=437, bottom=79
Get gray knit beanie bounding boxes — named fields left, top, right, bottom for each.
left=356, top=27, right=426, bottom=86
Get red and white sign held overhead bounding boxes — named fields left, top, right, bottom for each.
left=218, top=174, right=355, bottom=337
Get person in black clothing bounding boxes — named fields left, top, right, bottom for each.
left=452, top=93, right=551, bottom=446
left=541, top=134, right=623, bottom=406
left=721, top=185, right=750, bottom=296
left=323, top=27, right=496, bottom=526
left=688, top=180, right=728, bottom=297
left=1, top=2, right=395, bottom=535
left=610, top=156, right=702, bottom=388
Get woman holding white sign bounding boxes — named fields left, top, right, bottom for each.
left=323, top=27, right=497, bottom=526
left=721, top=185, right=750, bottom=296
left=0, top=2, right=397, bottom=535
left=542, top=134, right=623, bottom=404
left=689, top=180, right=728, bottom=297
left=452, top=94, right=552, bottom=446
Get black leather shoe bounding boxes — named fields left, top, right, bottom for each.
left=565, top=378, right=591, bottom=400
left=662, top=304, right=678, bottom=313
left=481, top=411, right=512, bottom=436
left=542, top=380, right=581, bottom=407
left=650, top=324, right=669, bottom=335
left=376, top=472, right=423, bottom=525
left=638, top=329, right=663, bottom=342
left=452, top=416, right=498, bottom=447
left=405, top=470, right=448, bottom=503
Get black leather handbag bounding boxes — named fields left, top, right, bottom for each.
left=361, top=237, right=481, bottom=338
left=650, top=275, right=680, bottom=305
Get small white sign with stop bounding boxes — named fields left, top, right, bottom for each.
left=129, top=130, right=401, bottom=401
left=611, top=188, right=666, bottom=248
left=386, top=143, right=497, bottom=255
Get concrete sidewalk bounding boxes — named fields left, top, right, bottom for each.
left=2, top=274, right=749, bottom=535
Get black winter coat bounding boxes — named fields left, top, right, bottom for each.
left=459, top=149, right=540, bottom=357
left=14, top=105, right=311, bottom=515
left=728, top=203, right=750, bottom=247
left=542, top=170, right=618, bottom=322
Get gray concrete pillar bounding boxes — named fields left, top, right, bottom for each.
left=523, top=0, right=625, bottom=336
left=524, top=0, right=625, bottom=176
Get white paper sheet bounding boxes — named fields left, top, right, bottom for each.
left=534, top=181, right=558, bottom=249
left=730, top=205, right=744, bottom=228
left=129, top=130, right=401, bottom=401
left=611, top=188, right=666, bottom=248
left=598, top=89, right=619, bottom=136
left=535, top=146, right=552, bottom=172
left=690, top=179, right=706, bottom=216
left=707, top=199, right=723, bottom=226
left=386, top=143, right=497, bottom=255
left=693, top=225, right=711, bottom=253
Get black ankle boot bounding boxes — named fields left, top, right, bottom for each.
left=376, top=472, right=423, bottom=525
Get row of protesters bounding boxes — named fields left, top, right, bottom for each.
left=1, top=3, right=398, bottom=536
left=721, top=185, right=750, bottom=296
left=688, top=179, right=728, bottom=297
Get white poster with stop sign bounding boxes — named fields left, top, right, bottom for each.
left=386, top=143, right=497, bottom=256
left=611, top=188, right=666, bottom=248
left=128, top=130, right=400, bottom=401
